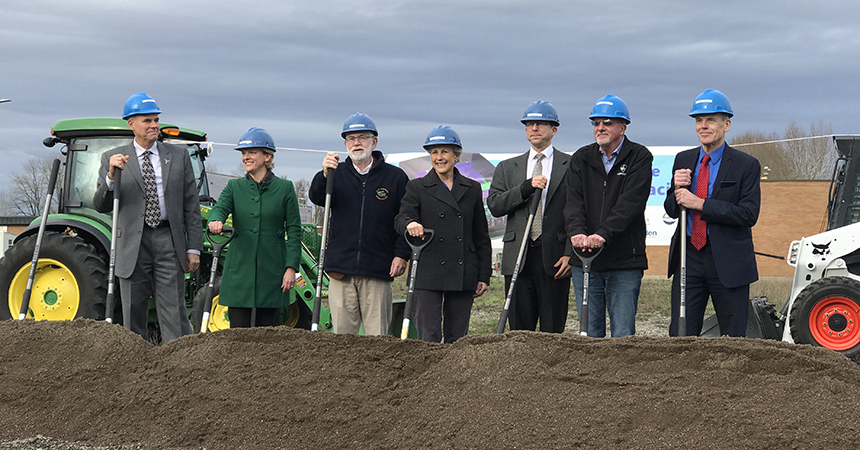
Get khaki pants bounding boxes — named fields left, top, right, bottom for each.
left=328, top=275, right=392, bottom=335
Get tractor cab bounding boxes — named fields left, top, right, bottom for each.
left=825, top=135, right=860, bottom=230
left=44, top=118, right=212, bottom=231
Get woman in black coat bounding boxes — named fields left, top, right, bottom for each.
left=394, top=125, right=492, bottom=343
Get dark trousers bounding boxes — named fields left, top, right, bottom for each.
left=229, top=307, right=280, bottom=328
left=505, top=243, right=571, bottom=333
left=670, top=241, right=750, bottom=337
left=413, top=289, right=473, bottom=343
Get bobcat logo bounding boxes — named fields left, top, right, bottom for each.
left=811, top=241, right=831, bottom=256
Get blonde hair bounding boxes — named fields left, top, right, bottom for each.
left=263, top=148, right=274, bottom=170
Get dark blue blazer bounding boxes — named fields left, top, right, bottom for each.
left=664, top=145, right=761, bottom=288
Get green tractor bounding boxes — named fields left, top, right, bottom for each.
left=0, top=118, right=334, bottom=337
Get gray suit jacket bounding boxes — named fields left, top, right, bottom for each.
left=93, top=141, right=203, bottom=278
left=487, top=148, right=572, bottom=276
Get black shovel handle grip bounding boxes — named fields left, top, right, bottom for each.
left=404, top=228, right=434, bottom=254
left=206, top=226, right=235, bottom=253
left=113, top=167, right=122, bottom=201
left=528, top=187, right=542, bottom=214
left=47, top=158, right=61, bottom=197
left=325, top=167, right=335, bottom=194
left=572, top=245, right=603, bottom=273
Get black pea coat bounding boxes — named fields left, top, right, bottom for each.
left=394, top=168, right=492, bottom=291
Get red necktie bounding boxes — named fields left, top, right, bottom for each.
left=690, top=154, right=710, bottom=250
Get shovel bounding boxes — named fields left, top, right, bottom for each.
left=200, top=226, right=235, bottom=333
left=679, top=207, right=687, bottom=337
left=495, top=189, right=542, bottom=334
left=19, top=159, right=61, bottom=320
left=105, top=167, right=122, bottom=323
left=312, top=168, right=335, bottom=332
left=572, top=245, right=603, bottom=337
left=401, top=228, right=434, bottom=340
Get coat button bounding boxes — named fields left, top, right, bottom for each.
left=440, top=259, right=445, bottom=265
left=439, top=212, right=445, bottom=218
left=458, top=259, right=463, bottom=265
left=458, top=213, right=462, bottom=219
left=252, top=197, right=259, bottom=202
left=439, top=237, right=444, bottom=243
left=457, top=236, right=462, bottom=242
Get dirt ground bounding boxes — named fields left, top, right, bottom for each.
left=1, top=319, right=859, bottom=450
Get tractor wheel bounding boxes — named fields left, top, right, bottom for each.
left=190, top=277, right=231, bottom=333
left=0, top=232, right=106, bottom=321
left=789, top=276, right=860, bottom=360
left=282, top=300, right=312, bottom=330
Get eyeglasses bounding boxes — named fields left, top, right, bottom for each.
left=345, top=134, right=374, bottom=143
left=591, top=118, right=617, bottom=126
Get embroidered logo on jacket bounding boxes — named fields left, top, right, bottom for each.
left=617, top=164, right=628, bottom=176
left=376, top=188, right=389, bottom=200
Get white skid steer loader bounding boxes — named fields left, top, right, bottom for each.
left=701, top=135, right=860, bottom=362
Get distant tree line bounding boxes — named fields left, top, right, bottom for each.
left=731, top=120, right=836, bottom=181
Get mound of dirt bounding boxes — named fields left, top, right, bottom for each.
left=0, top=320, right=858, bottom=449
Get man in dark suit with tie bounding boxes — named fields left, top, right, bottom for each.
left=93, top=92, right=203, bottom=342
left=664, top=89, right=761, bottom=337
left=488, top=100, right=572, bottom=333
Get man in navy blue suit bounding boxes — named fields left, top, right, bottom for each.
left=664, top=89, right=761, bottom=337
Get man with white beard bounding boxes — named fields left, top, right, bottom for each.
left=309, top=113, right=409, bottom=335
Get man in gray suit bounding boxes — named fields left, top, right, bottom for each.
left=93, top=92, right=202, bottom=342
left=488, top=100, right=572, bottom=333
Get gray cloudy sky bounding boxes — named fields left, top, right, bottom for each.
left=1, top=0, right=858, bottom=198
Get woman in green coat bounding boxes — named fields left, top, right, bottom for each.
left=207, top=128, right=302, bottom=328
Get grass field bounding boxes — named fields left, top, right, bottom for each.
left=393, top=275, right=794, bottom=335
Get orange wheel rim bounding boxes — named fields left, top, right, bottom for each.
left=809, top=296, right=860, bottom=351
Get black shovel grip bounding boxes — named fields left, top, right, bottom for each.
left=112, top=167, right=121, bottom=201
left=325, top=167, right=335, bottom=194
left=206, top=226, right=235, bottom=252
left=572, top=245, right=603, bottom=274
left=47, top=158, right=60, bottom=197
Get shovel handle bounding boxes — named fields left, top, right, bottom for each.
left=200, top=226, right=234, bottom=333
left=19, top=158, right=61, bottom=320
left=400, top=229, right=433, bottom=340
left=105, top=168, right=122, bottom=323
left=494, top=189, right=543, bottom=334
left=312, top=171, right=335, bottom=331
left=573, top=245, right=602, bottom=337
left=679, top=207, right=687, bottom=337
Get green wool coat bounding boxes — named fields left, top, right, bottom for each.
left=207, top=173, right=302, bottom=308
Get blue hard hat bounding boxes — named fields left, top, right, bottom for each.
left=122, top=92, right=162, bottom=119
left=423, top=125, right=462, bottom=150
left=589, top=94, right=630, bottom=123
left=341, top=113, right=378, bottom=138
left=235, top=127, right=276, bottom=152
left=521, top=100, right=560, bottom=126
left=689, top=89, right=734, bottom=117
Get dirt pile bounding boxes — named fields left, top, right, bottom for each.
left=0, top=320, right=858, bottom=449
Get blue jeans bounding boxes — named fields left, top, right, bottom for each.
left=571, top=267, right=642, bottom=337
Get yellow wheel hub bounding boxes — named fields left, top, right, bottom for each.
left=282, top=302, right=299, bottom=327
left=8, top=259, right=80, bottom=320
left=207, top=294, right=230, bottom=331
